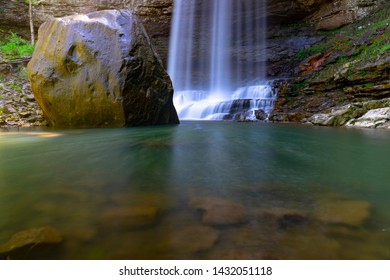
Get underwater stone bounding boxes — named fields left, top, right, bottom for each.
left=28, top=10, right=178, bottom=128
left=253, top=207, right=309, bottom=229
left=0, top=226, right=63, bottom=256
left=278, top=232, right=341, bottom=259
left=189, top=197, right=247, bottom=226
left=164, top=225, right=219, bottom=254
left=97, top=206, right=159, bottom=229
left=314, top=199, right=371, bottom=226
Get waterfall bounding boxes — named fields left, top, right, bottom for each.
left=168, top=0, right=275, bottom=121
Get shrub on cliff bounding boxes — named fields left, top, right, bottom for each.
left=0, top=33, right=34, bottom=60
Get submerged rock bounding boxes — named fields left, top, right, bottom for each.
left=253, top=207, right=309, bottom=229
left=254, top=207, right=307, bottom=219
left=163, top=225, right=219, bottom=254
left=27, top=10, right=178, bottom=128
left=0, top=226, right=63, bottom=257
left=278, top=232, right=341, bottom=259
left=314, top=199, right=371, bottom=226
left=109, top=192, right=175, bottom=212
left=189, top=197, right=247, bottom=226
left=97, top=206, right=159, bottom=229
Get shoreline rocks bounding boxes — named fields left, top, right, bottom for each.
left=307, top=98, right=390, bottom=129
left=0, top=68, right=47, bottom=128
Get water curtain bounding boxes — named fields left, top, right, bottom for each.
left=168, top=0, right=275, bottom=120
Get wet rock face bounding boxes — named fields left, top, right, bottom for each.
left=27, top=10, right=179, bottom=128
left=308, top=0, right=387, bottom=30
left=267, top=0, right=330, bottom=23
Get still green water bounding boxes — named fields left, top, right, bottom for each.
left=0, top=121, right=389, bottom=259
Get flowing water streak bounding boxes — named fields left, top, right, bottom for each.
left=168, top=0, right=275, bottom=120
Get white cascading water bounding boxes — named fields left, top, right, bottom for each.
left=168, top=0, right=275, bottom=120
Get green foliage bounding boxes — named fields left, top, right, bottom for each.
left=353, top=18, right=388, bottom=36
left=353, top=37, right=389, bottom=60
left=299, top=3, right=390, bottom=87
left=294, top=45, right=327, bottom=61
left=0, top=33, right=34, bottom=60
left=23, top=0, right=41, bottom=5
left=379, top=44, right=390, bottom=54
left=5, top=81, right=22, bottom=92
left=317, top=28, right=343, bottom=36
left=291, top=81, right=308, bottom=95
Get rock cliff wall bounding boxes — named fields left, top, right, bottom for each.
left=0, top=0, right=173, bottom=64
left=270, top=2, right=389, bottom=126
left=1, top=0, right=385, bottom=67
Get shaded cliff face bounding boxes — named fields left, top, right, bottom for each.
left=1, top=0, right=385, bottom=67
left=0, top=0, right=173, bottom=64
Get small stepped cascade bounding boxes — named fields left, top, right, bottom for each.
left=168, top=0, right=275, bottom=120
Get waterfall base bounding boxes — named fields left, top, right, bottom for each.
left=173, top=84, right=276, bottom=121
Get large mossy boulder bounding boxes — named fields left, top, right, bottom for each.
left=27, top=9, right=179, bottom=128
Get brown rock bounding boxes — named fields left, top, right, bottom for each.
left=314, top=199, right=371, bottom=226
left=308, top=0, right=381, bottom=31
left=109, top=192, right=175, bottom=212
left=254, top=207, right=307, bottom=219
left=267, top=0, right=330, bottom=23
left=278, top=232, right=340, bottom=259
left=253, top=207, right=309, bottom=229
left=189, top=197, right=247, bottom=226
left=206, top=246, right=269, bottom=260
left=315, top=10, right=356, bottom=30
left=0, top=226, right=63, bottom=255
left=298, top=51, right=332, bottom=76
left=326, top=225, right=370, bottom=239
left=27, top=10, right=178, bottom=128
left=164, top=225, right=219, bottom=254
left=98, top=206, right=159, bottom=229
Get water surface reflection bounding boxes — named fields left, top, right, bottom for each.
left=0, top=122, right=389, bottom=259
